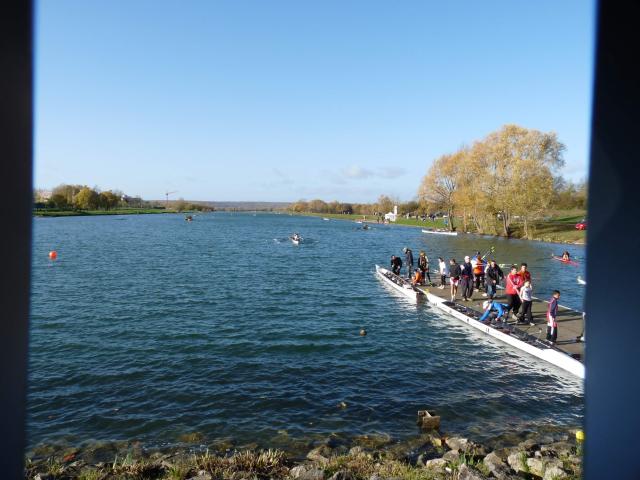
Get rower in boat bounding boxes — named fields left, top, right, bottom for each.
left=411, top=268, right=423, bottom=286
left=290, top=233, right=302, bottom=244
left=562, top=251, right=571, bottom=261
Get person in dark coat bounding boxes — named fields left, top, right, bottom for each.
left=390, top=255, right=403, bottom=276
left=418, top=251, right=431, bottom=285
left=403, top=247, right=414, bottom=279
left=460, top=255, right=474, bottom=301
left=485, top=260, right=504, bottom=299
left=546, top=290, right=561, bottom=343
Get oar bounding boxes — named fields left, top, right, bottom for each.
left=481, top=246, right=496, bottom=259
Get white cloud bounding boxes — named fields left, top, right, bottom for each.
left=339, top=165, right=408, bottom=180
left=342, top=165, right=374, bottom=179
left=378, top=166, right=407, bottom=179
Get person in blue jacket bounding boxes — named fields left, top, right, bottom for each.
left=479, top=299, right=509, bottom=323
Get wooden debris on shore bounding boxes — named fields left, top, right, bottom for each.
left=417, top=410, right=441, bottom=430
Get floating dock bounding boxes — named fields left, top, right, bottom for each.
left=375, top=265, right=585, bottom=379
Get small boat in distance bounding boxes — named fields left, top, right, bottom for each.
left=421, top=229, right=457, bottom=236
left=290, top=233, right=302, bottom=245
left=551, top=255, right=579, bottom=266
left=323, top=217, right=330, bottom=221
left=577, top=276, right=586, bottom=285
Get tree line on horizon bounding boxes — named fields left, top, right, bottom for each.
left=289, top=125, right=587, bottom=238
left=34, top=185, right=211, bottom=212
left=34, top=185, right=143, bottom=210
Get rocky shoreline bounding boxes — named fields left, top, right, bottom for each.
left=25, top=427, right=583, bottom=480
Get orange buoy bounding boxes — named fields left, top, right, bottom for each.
left=48, top=250, right=58, bottom=260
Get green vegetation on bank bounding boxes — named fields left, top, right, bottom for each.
left=301, top=210, right=586, bottom=244
left=24, top=428, right=583, bottom=479
left=509, top=211, right=586, bottom=243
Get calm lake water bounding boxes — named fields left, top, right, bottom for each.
left=28, top=213, right=585, bottom=451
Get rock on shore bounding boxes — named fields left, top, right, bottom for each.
left=24, top=430, right=583, bottom=479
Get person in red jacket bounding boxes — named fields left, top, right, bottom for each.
left=518, top=263, right=532, bottom=284
left=505, top=265, right=523, bottom=320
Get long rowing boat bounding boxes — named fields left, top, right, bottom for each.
left=375, top=264, right=585, bottom=378
left=375, top=265, right=425, bottom=304
left=421, top=229, right=458, bottom=236
left=420, top=289, right=584, bottom=379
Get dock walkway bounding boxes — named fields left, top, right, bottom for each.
left=415, top=281, right=585, bottom=361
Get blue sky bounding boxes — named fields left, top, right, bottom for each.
left=35, top=1, right=596, bottom=202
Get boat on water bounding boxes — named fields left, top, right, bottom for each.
left=577, top=276, right=586, bottom=285
left=420, top=291, right=584, bottom=379
left=290, top=234, right=302, bottom=245
left=375, top=264, right=584, bottom=379
left=551, top=255, right=579, bottom=266
left=421, top=229, right=457, bottom=236
left=375, top=265, right=424, bottom=304
left=323, top=217, right=330, bottom=221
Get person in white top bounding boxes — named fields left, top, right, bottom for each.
left=438, top=257, right=448, bottom=289
left=518, top=279, right=534, bottom=325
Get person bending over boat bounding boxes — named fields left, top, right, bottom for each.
left=505, top=265, right=523, bottom=320
left=390, top=255, right=403, bottom=276
left=418, top=251, right=431, bottom=285
left=479, top=300, right=509, bottom=324
left=485, top=260, right=504, bottom=299
left=403, top=247, right=414, bottom=279
left=546, top=290, right=561, bottom=344
left=460, top=256, right=474, bottom=301
left=411, top=269, right=423, bottom=287
left=449, top=258, right=461, bottom=302
left=438, top=257, right=448, bottom=289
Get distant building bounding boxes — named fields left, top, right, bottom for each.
left=384, top=205, right=398, bottom=222
left=35, top=189, right=52, bottom=201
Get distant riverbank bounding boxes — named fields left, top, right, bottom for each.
left=33, top=208, right=171, bottom=217
left=299, top=212, right=586, bottom=245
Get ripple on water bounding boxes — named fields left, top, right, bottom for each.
left=28, top=213, right=584, bottom=449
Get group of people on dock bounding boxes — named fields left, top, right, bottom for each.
left=390, top=248, right=562, bottom=344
